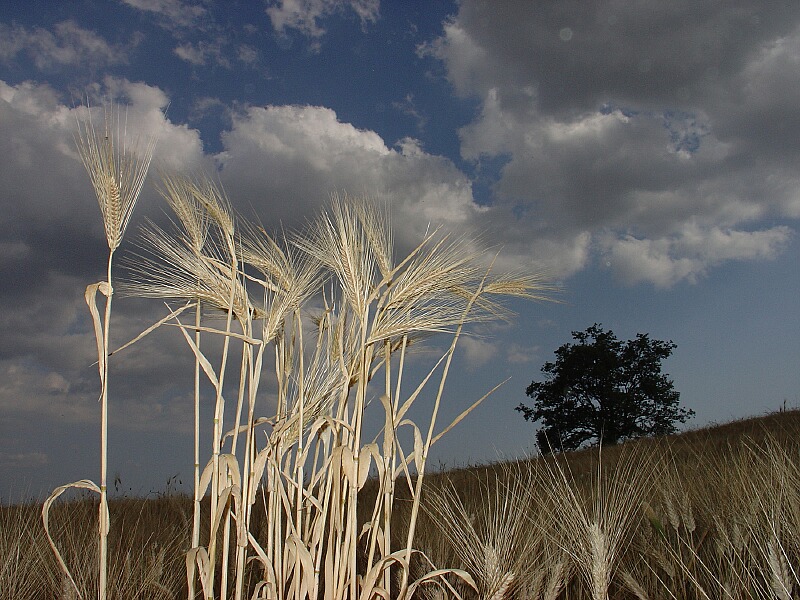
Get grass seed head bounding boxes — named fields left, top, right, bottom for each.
left=75, top=102, right=157, bottom=251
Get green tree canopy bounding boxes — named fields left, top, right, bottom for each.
left=516, top=324, right=694, bottom=453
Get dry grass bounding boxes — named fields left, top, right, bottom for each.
left=421, top=466, right=544, bottom=599
left=411, top=410, right=800, bottom=600
left=8, top=411, right=800, bottom=599
left=74, top=102, right=157, bottom=253
left=2, top=495, right=189, bottom=600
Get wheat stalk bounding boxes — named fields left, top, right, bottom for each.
left=43, top=102, right=156, bottom=600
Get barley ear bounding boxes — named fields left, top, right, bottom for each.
left=75, top=102, right=157, bottom=250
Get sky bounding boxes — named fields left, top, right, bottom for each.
left=1, top=0, right=799, bottom=500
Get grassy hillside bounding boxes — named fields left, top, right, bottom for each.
left=413, top=409, right=800, bottom=599
left=4, top=409, right=800, bottom=599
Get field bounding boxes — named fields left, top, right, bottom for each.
left=9, top=106, right=799, bottom=600
left=4, top=409, right=800, bottom=599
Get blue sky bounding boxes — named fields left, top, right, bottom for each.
left=1, top=0, right=799, bottom=499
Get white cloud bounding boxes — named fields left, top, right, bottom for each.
left=392, top=93, right=427, bottom=131
left=121, top=0, right=238, bottom=67
left=174, top=39, right=231, bottom=68
left=97, top=77, right=207, bottom=171
left=213, top=102, right=574, bottom=284
left=174, top=43, right=205, bottom=65
left=0, top=20, right=133, bottom=69
left=602, top=225, right=793, bottom=288
left=459, top=336, right=498, bottom=368
left=505, top=342, right=539, bottom=365
left=122, top=0, right=208, bottom=29
left=266, top=0, right=380, bottom=41
left=418, top=17, right=492, bottom=99
left=215, top=103, right=481, bottom=248
left=188, top=95, right=225, bottom=121
left=237, top=44, right=258, bottom=65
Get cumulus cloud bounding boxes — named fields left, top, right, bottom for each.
left=213, top=102, right=568, bottom=284
left=0, top=20, right=135, bottom=70
left=424, top=1, right=800, bottom=286
left=215, top=103, right=481, bottom=248
left=266, top=0, right=380, bottom=41
left=459, top=336, right=498, bottom=368
left=601, top=225, right=792, bottom=288
left=97, top=77, right=208, bottom=171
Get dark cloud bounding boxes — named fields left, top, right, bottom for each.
left=426, top=0, right=800, bottom=285
left=429, top=1, right=800, bottom=114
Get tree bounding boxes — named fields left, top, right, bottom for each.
left=516, top=324, right=693, bottom=453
